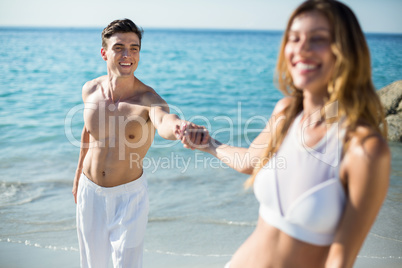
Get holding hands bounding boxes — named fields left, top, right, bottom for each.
left=175, top=121, right=210, bottom=150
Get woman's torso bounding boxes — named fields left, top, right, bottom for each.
left=230, top=112, right=346, bottom=267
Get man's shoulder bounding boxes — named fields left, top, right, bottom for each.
left=135, top=78, right=166, bottom=105
left=83, top=76, right=106, bottom=93
left=82, top=76, right=107, bottom=101
left=135, top=78, right=155, bottom=94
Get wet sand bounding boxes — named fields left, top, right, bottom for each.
left=1, top=240, right=401, bottom=268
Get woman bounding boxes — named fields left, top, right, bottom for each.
left=182, top=0, right=391, bottom=267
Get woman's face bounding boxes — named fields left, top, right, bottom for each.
left=284, top=11, right=335, bottom=94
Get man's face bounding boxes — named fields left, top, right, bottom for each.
left=101, top=32, right=140, bottom=77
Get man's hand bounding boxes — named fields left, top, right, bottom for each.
left=72, top=169, right=81, bottom=204
left=179, top=122, right=210, bottom=150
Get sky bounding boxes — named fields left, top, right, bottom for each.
left=0, top=0, right=401, bottom=34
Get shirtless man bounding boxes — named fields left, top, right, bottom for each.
left=72, top=19, right=207, bottom=268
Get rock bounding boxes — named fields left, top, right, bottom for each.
left=377, top=80, right=402, bottom=142
left=386, top=114, right=402, bottom=142
left=377, top=80, right=402, bottom=116
left=398, top=99, right=402, bottom=114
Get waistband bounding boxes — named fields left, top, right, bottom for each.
left=80, top=172, right=147, bottom=196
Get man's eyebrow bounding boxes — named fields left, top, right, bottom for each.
left=112, top=43, right=140, bottom=47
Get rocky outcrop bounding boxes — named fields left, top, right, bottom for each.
left=377, top=80, right=402, bottom=142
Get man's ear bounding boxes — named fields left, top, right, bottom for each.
left=101, top=47, right=107, bottom=61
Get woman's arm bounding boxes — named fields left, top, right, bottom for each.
left=187, top=97, right=292, bottom=174
left=325, top=128, right=391, bottom=268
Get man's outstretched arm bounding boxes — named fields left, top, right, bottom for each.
left=147, top=91, right=208, bottom=143
left=149, top=101, right=183, bottom=140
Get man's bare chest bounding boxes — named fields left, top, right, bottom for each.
left=84, top=99, right=150, bottom=143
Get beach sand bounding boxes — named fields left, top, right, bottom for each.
left=0, top=241, right=226, bottom=268
left=0, top=241, right=79, bottom=268
left=1, top=241, right=401, bottom=268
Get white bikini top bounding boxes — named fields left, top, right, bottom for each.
left=254, top=112, right=346, bottom=246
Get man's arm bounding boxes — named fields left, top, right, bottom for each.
left=146, top=91, right=190, bottom=140
left=72, top=125, right=89, bottom=203
left=144, top=89, right=210, bottom=145
left=72, top=81, right=93, bottom=203
left=149, top=100, right=183, bottom=140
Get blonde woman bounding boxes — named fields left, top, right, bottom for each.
left=182, top=0, right=391, bottom=267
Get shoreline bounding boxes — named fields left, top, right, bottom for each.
left=1, top=241, right=401, bottom=268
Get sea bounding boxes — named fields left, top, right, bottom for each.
left=0, top=27, right=401, bottom=267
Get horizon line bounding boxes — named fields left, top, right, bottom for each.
left=0, top=25, right=401, bottom=35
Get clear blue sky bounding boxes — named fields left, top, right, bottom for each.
left=1, top=0, right=401, bottom=33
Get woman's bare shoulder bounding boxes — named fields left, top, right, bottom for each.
left=272, top=97, right=293, bottom=115
left=345, top=125, right=390, bottom=161
left=342, top=124, right=391, bottom=188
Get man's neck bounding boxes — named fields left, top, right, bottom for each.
left=105, top=74, right=136, bottom=102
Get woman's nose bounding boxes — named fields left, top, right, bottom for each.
left=297, top=38, right=310, bottom=53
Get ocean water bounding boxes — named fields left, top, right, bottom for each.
left=0, top=27, right=401, bottom=266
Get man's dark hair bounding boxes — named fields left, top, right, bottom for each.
left=101, top=19, right=144, bottom=49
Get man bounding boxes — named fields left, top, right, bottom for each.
left=72, top=19, right=207, bottom=268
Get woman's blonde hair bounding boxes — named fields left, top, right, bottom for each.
left=245, top=0, right=387, bottom=187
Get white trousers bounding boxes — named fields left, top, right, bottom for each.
left=76, top=173, right=149, bottom=268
